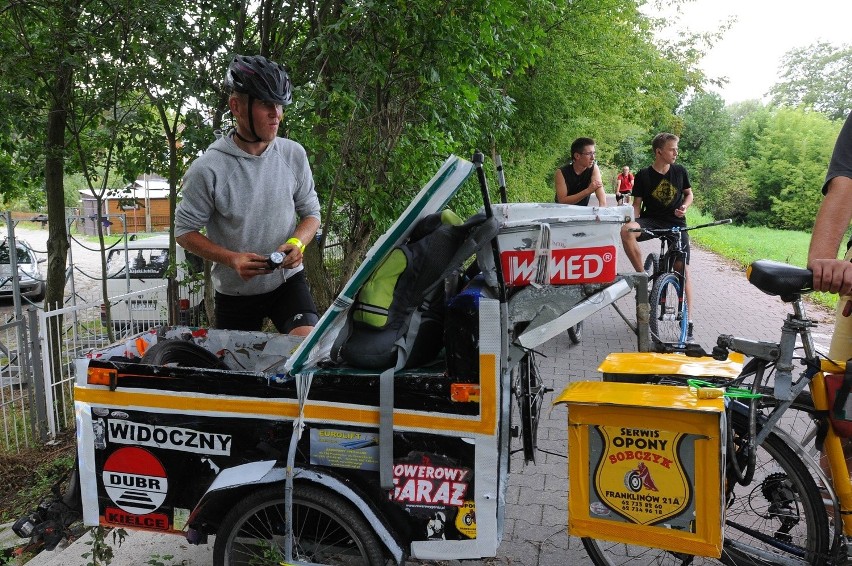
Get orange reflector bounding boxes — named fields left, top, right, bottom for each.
left=450, top=383, right=480, bottom=403
left=87, top=367, right=117, bottom=387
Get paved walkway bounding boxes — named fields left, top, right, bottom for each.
left=26, top=232, right=834, bottom=566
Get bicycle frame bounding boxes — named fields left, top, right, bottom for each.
left=638, top=219, right=731, bottom=347
left=813, top=361, right=852, bottom=538
left=654, top=231, right=687, bottom=280
left=644, top=229, right=689, bottom=345
left=575, top=258, right=851, bottom=564
left=709, top=293, right=852, bottom=557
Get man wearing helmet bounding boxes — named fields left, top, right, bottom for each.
left=175, top=55, right=321, bottom=335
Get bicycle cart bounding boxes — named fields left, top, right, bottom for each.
left=71, top=154, right=640, bottom=565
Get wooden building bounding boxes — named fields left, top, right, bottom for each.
left=78, top=175, right=174, bottom=235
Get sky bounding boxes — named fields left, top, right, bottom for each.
left=654, top=0, right=852, bottom=104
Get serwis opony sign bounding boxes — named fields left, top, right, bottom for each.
left=501, top=245, right=617, bottom=287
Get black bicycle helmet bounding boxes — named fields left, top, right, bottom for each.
left=224, top=55, right=292, bottom=106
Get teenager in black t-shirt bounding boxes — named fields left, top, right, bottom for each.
left=621, top=133, right=695, bottom=339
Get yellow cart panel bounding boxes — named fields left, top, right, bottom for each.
left=555, top=381, right=726, bottom=558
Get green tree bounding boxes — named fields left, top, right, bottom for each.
left=677, top=92, right=733, bottom=207
left=701, top=158, right=754, bottom=223
left=770, top=42, right=852, bottom=121
left=0, top=0, right=718, bottom=312
left=746, top=108, right=840, bottom=229
left=497, top=0, right=709, bottom=203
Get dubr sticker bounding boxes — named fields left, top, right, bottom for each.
left=102, top=447, right=168, bottom=515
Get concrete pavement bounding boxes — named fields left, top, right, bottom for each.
left=23, top=233, right=834, bottom=566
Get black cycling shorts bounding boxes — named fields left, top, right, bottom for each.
left=214, top=270, right=319, bottom=333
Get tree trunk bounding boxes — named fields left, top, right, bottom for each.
left=44, top=55, right=73, bottom=426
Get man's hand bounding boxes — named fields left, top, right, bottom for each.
left=232, top=252, right=276, bottom=281
left=809, top=258, right=852, bottom=296
left=277, top=242, right=303, bottom=269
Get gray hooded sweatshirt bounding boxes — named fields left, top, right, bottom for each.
left=175, top=132, right=321, bottom=296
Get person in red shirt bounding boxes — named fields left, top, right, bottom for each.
left=615, top=165, right=634, bottom=205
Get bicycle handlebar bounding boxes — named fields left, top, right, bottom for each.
left=628, top=218, right=732, bottom=235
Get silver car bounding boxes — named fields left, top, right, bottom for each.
left=0, top=240, right=45, bottom=302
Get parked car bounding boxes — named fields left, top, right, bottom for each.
left=101, top=235, right=205, bottom=331
left=0, top=239, right=45, bottom=302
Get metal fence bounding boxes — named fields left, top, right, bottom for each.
left=0, top=313, right=37, bottom=450
left=0, top=213, right=206, bottom=452
left=0, top=212, right=341, bottom=452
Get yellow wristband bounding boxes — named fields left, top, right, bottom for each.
left=286, top=237, right=306, bottom=253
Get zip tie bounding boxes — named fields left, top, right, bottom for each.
left=687, top=378, right=762, bottom=399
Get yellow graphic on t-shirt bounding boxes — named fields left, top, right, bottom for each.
left=593, top=425, right=691, bottom=525
left=651, top=179, right=678, bottom=208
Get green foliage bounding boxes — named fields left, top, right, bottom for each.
left=144, top=554, right=176, bottom=566
left=678, top=92, right=733, bottom=192
left=82, top=526, right=127, bottom=566
left=698, top=158, right=754, bottom=223
left=497, top=0, right=707, bottom=209
left=770, top=42, right=852, bottom=121
left=613, top=137, right=645, bottom=173
left=745, top=108, right=840, bottom=229
left=0, top=0, right=714, bottom=299
left=0, top=453, right=75, bottom=523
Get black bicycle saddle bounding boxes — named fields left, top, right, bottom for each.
left=746, top=259, right=813, bottom=302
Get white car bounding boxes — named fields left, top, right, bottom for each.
left=101, top=235, right=205, bottom=331
left=0, top=239, right=45, bottom=302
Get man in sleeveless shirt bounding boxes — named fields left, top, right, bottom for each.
left=554, top=137, right=608, bottom=207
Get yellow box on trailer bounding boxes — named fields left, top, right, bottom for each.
left=555, top=381, right=726, bottom=558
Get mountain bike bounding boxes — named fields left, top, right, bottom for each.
left=633, top=219, right=732, bottom=347
left=580, top=259, right=852, bottom=565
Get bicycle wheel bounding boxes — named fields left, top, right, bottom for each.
left=649, top=272, right=688, bottom=345
left=213, top=484, right=386, bottom=566
left=512, top=352, right=546, bottom=464
left=568, top=321, right=583, bottom=345
left=581, top=410, right=830, bottom=565
left=643, top=253, right=660, bottom=278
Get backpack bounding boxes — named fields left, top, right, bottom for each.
left=336, top=209, right=489, bottom=369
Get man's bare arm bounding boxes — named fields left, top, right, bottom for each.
left=176, top=231, right=269, bottom=281
left=809, top=176, right=852, bottom=294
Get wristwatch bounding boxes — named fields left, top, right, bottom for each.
left=266, top=251, right=286, bottom=269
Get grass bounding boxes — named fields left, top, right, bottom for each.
left=0, top=433, right=76, bottom=523
left=687, top=209, right=837, bottom=310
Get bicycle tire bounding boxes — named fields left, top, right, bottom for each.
left=139, top=339, right=229, bottom=370
left=512, top=352, right=546, bottom=463
left=213, top=483, right=386, bottom=566
left=581, top=409, right=830, bottom=565
left=568, top=321, right=583, bottom=345
left=649, top=272, right=688, bottom=346
left=644, top=253, right=660, bottom=278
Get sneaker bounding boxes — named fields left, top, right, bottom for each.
left=12, top=499, right=52, bottom=538
left=12, top=495, right=82, bottom=541
left=686, top=321, right=695, bottom=343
